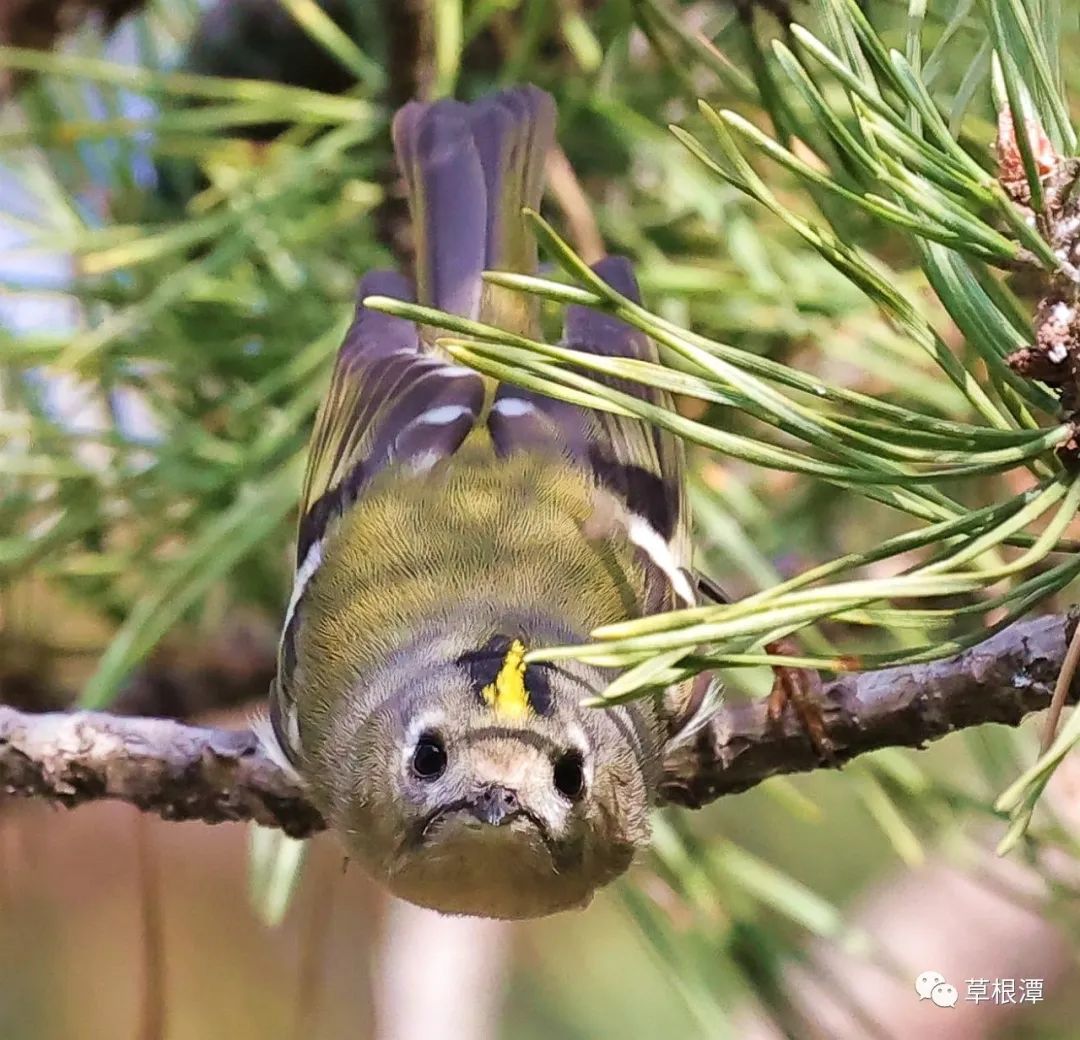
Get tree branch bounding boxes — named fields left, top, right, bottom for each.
left=660, top=610, right=1080, bottom=805
left=2, top=612, right=1076, bottom=834
left=0, top=708, right=322, bottom=837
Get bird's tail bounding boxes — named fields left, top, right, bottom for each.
left=391, top=86, right=555, bottom=334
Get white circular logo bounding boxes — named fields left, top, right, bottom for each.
left=915, top=971, right=946, bottom=1000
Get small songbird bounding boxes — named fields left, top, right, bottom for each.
left=262, top=85, right=714, bottom=919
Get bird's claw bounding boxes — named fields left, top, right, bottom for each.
left=764, top=639, right=834, bottom=761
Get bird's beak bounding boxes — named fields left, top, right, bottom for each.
left=468, top=784, right=520, bottom=827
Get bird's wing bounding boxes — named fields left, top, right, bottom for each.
left=489, top=255, right=692, bottom=612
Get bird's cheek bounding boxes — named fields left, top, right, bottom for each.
left=533, top=790, right=577, bottom=836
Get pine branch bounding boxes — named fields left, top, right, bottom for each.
left=660, top=610, right=1079, bottom=806
left=0, top=707, right=323, bottom=837
left=1, top=612, right=1075, bottom=833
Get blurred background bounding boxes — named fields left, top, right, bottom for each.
left=3, top=0, right=1080, bottom=1037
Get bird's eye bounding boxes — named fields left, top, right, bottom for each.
left=411, top=732, right=447, bottom=780
left=553, top=750, right=585, bottom=801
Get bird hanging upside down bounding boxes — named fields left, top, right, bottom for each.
left=261, top=85, right=826, bottom=920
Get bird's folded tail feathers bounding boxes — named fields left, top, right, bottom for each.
left=392, top=86, right=556, bottom=331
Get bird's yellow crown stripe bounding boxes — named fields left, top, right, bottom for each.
left=481, top=639, right=530, bottom=720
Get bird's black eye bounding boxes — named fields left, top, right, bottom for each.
left=412, top=732, right=447, bottom=780
left=553, top=750, right=585, bottom=801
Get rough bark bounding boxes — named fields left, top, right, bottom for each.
left=658, top=610, right=1080, bottom=806
left=0, top=708, right=322, bottom=836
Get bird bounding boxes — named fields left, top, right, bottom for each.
left=259, top=84, right=815, bottom=919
